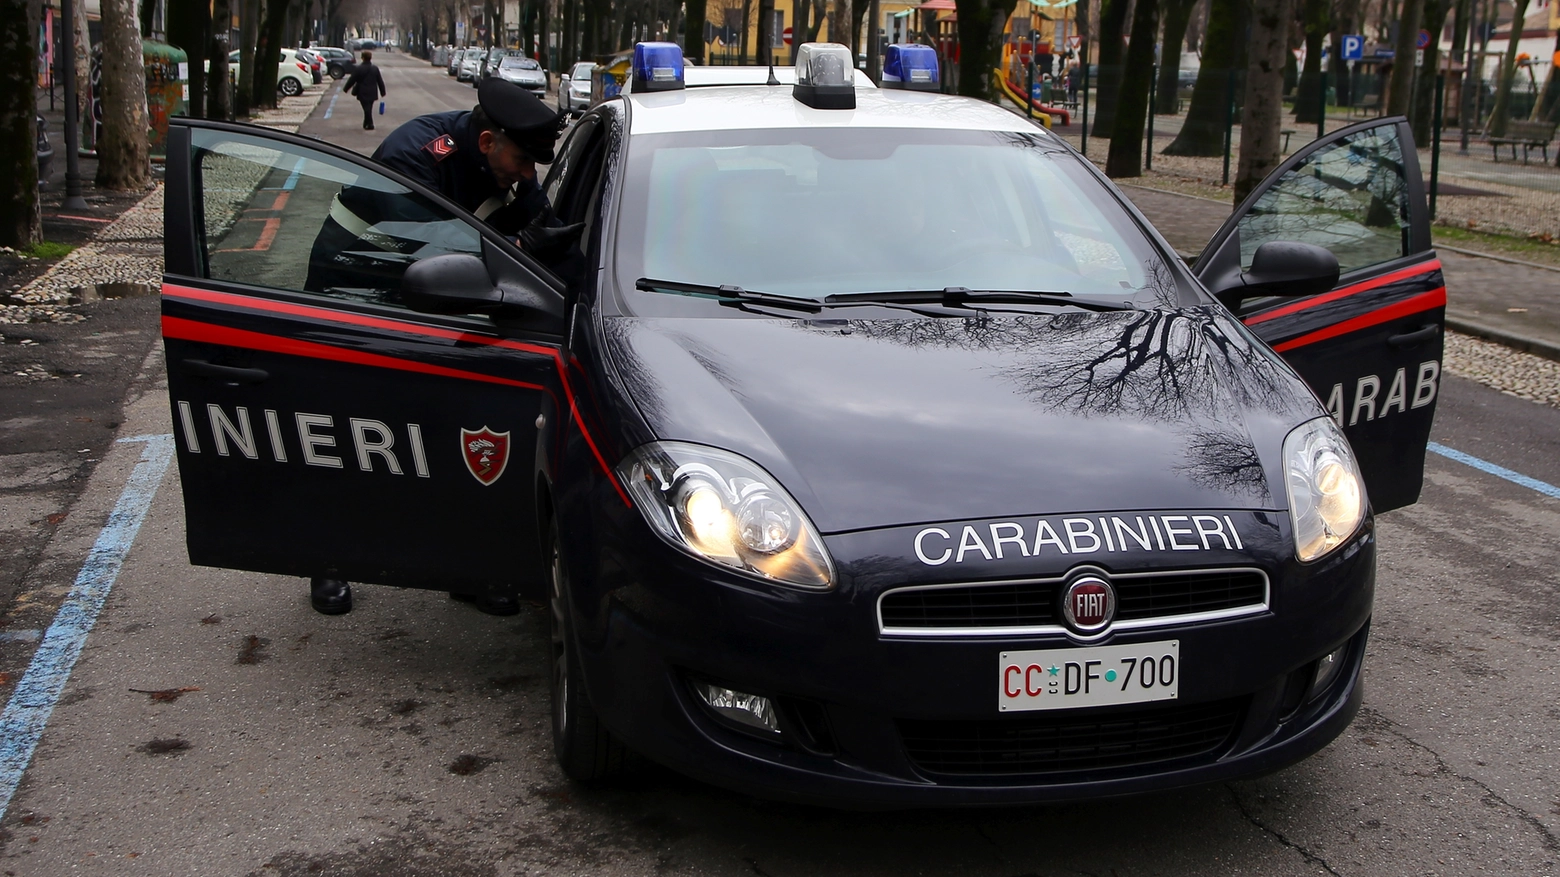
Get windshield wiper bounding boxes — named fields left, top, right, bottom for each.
left=636, top=278, right=824, bottom=313
left=827, top=287, right=1137, bottom=312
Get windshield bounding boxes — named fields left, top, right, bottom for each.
left=615, top=128, right=1168, bottom=305
left=502, top=57, right=541, bottom=69
left=572, top=62, right=594, bottom=78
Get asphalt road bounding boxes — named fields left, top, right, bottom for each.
left=1, top=55, right=1558, bottom=876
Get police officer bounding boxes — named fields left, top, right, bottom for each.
left=304, top=77, right=579, bottom=298
left=306, top=78, right=577, bottom=618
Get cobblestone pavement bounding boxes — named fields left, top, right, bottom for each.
left=0, top=88, right=328, bottom=328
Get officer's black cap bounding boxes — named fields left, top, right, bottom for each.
left=477, top=77, right=567, bottom=164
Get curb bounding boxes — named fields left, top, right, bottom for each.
left=1436, top=243, right=1560, bottom=274
left=1446, top=317, right=1560, bottom=365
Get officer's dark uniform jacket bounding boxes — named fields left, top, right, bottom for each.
left=304, top=110, right=548, bottom=296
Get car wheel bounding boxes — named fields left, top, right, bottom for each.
left=279, top=76, right=303, bottom=97
left=329, top=65, right=345, bottom=79
left=547, top=518, right=629, bottom=782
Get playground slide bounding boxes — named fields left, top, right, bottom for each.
left=993, top=72, right=1071, bottom=126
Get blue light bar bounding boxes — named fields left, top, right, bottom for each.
left=632, top=42, right=685, bottom=92
left=882, top=44, right=940, bottom=91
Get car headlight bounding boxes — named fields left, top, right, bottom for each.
left=618, top=442, right=833, bottom=589
left=1283, top=417, right=1366, bottom=562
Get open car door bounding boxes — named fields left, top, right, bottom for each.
left=161, top=119, right=566, bottom=594
left=1195, top=117, right=1444, bottom=513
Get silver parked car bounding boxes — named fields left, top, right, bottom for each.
left=494, top=55, right=547, bottom=96
left=559, top=60, right=594, bottom=113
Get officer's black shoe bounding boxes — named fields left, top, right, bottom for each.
left=448, top=591, right=521, bottom=616
left=310, top=578, right=353, bottom=615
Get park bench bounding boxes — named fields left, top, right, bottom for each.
left=1351, top=93, right=1381, bottom=117
left=1488, top=119, right=1559, bottom=164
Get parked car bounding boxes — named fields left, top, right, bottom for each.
left=448, top=47, right=468, bottom=76
left=493, top=55, right=547, bottom=96
left=559, top=60, right=594, bottom=112
left=295, top=48, right=324, bottom=84
left=227, top=48, right=312, bottom=96
left=457, top=47, right=484, bottom=81
left=312, top=46, right=356, bottom=79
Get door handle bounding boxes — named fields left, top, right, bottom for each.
left=182, top=359, right=269, bottom=384
left=1387, top=324, right=1440, bottom=347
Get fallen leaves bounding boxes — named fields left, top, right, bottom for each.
left=128, top=686, right=201, bottom=703
left=236, top=635, right=269, bottom=665
left=137, top=737, right=190, bottom=756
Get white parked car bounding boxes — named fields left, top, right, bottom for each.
left=226, top=48, right=313, bottom=97
left=559, top=61, right=594, bottom=113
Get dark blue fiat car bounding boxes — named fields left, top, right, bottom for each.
left=160, top=44, right=1445, bottom=806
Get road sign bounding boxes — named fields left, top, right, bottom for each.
left=1341, top=34, right=1364, bottom=62
left=1415, top=48, right=1425, bottom=67
left=1416, top=29, right=1431, bottom=49
left=783, top=26, right=793, bottom=46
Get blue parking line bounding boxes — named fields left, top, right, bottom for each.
left=281, top=156, right=304, bottom=191
left=1428, top=442, right=1560, bottom=499
left=323, top=89, right=340, bottom=120
left=0, top=434, right=174, bottom=818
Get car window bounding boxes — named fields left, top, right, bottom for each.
left=615, top=128, right=1161, bottom=301
left=572, top=63, right=594, bottom=79
left=192, top=128, right=483, bottom=307
left=1235, top=122, right=1410, bottom=275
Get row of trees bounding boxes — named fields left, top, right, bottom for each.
left=2, top=0, right=153, bottom=248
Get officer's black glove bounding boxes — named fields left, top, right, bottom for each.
left=519, top=208, right=585, bottom=265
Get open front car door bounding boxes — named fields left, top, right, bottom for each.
left=161, top=119, right=567, bottom=595
left=1195, top=116, right=1444, bottom=513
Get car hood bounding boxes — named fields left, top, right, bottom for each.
left=602, top=308, right=1322, bottom=534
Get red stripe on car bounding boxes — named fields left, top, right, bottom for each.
left=1270, top=287, right=1446, bottom=353
left=1243, top=258, right=1443, bottom=327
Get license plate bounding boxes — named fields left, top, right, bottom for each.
left=999, top=641, right=1179, bottom=712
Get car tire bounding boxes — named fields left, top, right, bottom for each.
left=329, top=65, right=345, bottom=80
left=279, top=76, right=303, bottom=97
left=547, top=518, right=630, bottom=783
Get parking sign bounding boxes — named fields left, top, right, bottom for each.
left=1341, top=34, right=1364, bottom=61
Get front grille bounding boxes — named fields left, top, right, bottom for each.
left=878, top=568, right=1267, bottom=632
left=898, top=698, right=1245, bottom=777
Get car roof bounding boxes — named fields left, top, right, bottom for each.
left=625, top=85, right=1046, bottom=137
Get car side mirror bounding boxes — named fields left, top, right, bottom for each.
left=401, top=253, right=565, bottom=332
left=1207, top=241, right=1340, bottom=310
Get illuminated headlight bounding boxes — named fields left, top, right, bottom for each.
left=1283, top=417, right=1366, bottom=562
left=618, top=442, right=833, bottom=588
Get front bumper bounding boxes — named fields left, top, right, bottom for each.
left=566, top=505, right=1375, bottom=808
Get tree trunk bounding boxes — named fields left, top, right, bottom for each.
left=1327, top=2, right=1353, bottom=107
left=1484, top=0, right=1530, bottom=136
left=757, top=0, right=773, bottom=63
left=1292, top=0, right=1327, bottom=122
left=1531, top=32, right=1559, bottom=121
left=252, top=0, right=289, bottom=109
left=73, top=0, right=92, bottom=131
left=954, top=0, right=1021, bottom=99
left=1155, top=0, right=1196, bottom=114
left=1090, top=0, right=1130, bottom=135
left=1107, top=0, right=1159, bottom=175
left=1163, top=0, right=1246, bottom=154
left=207, top=0, right=231, bottom=120
left=1410, top=0, right=1450, bottom=138
left=167, top=0, right=211, bottom=117
left=1233, top=0, right=1296, bottom=201
left=1385, top=0, right=1424, bottom=115
left=236, top=0, right=257, bottom=116
left=97, top=0, right=152, bottom=190
left=0, top=0, right=41, bottom=247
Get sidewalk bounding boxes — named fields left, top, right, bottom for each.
left=0, top=85, right=328, bottom=327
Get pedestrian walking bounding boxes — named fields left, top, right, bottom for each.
left=343, top=51, right=386, bottom=130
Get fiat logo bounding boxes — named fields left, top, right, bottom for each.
left=1061, top=575, right=1116, bottom=635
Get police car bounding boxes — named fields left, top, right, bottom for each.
left=160, top=41, right=1445, bottom=806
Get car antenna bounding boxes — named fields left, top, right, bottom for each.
left=766, top=64, right=780, bottom=86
